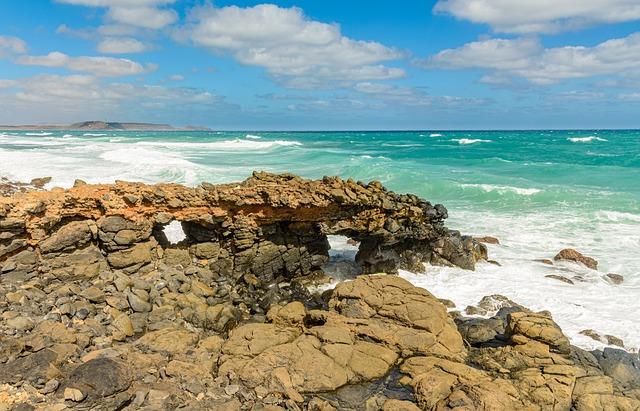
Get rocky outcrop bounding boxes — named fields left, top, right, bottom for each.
left=2, top=173, right=637, bottom=410
left=1, top=274, right=638, bottom=410
left=0, top=172, right=486, bottom=288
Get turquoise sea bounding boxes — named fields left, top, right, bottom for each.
left=1, top=129, right=639, bottom=350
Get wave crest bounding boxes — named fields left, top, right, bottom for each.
left=453, top=138, right=492, bottom=145
left=567, top=136, right=608, bottom=143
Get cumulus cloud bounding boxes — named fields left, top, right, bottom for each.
left=434, top=0, right=640, bottom=33
left=424, top=33, right=640, bottom=84
left=0, top=35, right=27, bottom=58
left=56, top=0, right=177, bottom=29
left=16, top=51, right=155, bottom=77
left=186, top=4, right=405, bottom=88
left=98, top=37, right=147, bottom=53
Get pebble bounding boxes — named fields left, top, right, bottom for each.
left=64, top=387, right=85, bottom=402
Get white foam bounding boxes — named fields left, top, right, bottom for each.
left=62, top=134, right=73, bottom=138
left=596, top=210, right=640, bottom=223
left=83, top=133, right=108, bottom=137
left=429, top=133, right=443, bottom=137
left=568, top=136, right=608, bottom=143
left=461, top=183, right=541, bottom=196
left=245, top=134, right=262, bottom=139
left=381, top=143, right=424, bottom=148
left=24, top=132, right=53, bottom=136
left=163, top=220, right=187, bottom=244
left=453, top=138, right=492, bottom=145
left=135, top=139, right=302, bottom=150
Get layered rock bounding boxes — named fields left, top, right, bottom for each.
left=2, top=173, right=638, bottom=410
left=0, top=172, right=486, bottom=288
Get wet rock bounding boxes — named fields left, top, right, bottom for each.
left=545, top=274, right=575, bottom=284
left=605, top=273, right=624, bottom=285
left=474, top=236, right=500, bottom=245
left=554, top=248, right=598, bottom=270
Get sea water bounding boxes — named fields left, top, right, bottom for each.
left=1, top=129, right=638, bottom=350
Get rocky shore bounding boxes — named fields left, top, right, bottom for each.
left=1, top=173, right=638, bottom=410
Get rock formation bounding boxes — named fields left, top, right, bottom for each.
left=1, top=173, right=638, bottom=410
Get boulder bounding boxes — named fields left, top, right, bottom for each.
left=554, top=248, right=598, bottom=270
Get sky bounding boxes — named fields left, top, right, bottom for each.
left=1, top=0, right=640, bottom=130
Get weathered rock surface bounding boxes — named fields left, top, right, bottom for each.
left=1, top=174, right=638, bottom=410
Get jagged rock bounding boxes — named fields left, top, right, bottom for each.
left=554, top=248, right=598, bottom=270
left=1, top=173, right=486, bottom=286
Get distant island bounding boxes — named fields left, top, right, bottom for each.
left=0, top=121, right=210, bottom=131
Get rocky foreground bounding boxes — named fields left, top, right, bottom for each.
left=0, top=173, right=639, bottom=410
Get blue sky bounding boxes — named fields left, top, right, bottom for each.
left=1, top=0, right=640, bottom=129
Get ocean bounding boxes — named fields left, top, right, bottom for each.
left=1, top=129, right=638, bottom=351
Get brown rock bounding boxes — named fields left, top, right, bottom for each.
left=475, top=236, right=500, bottom=245
left=554, top=248, right=598, bottom=270
left=545, top=274, right=575, bottom=285
left=605, top=273, right=624, bottom=285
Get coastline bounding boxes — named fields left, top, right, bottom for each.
left=1, top=174, right=638, bottom=409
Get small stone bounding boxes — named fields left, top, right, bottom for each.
left=545, top=274, right=574, bottom=285
left=41, top=378, right=60, bottom=394
left=605, top=335, right=625, bottom=348
left=225, top=384, right=240, bottom=396
left=80, top=286, right=104, bottom=303
left=605, top=273, right=624, bottom=285
left=64, top=387, right=85, bottom=402
left=535, top=259, right=554, bottom=265
left=126, top=290, right=152, bottom=312
left=475, top=236, right=500, bottom=245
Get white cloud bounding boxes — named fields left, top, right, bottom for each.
left=169, top=74, right=184, bottom=81
left=16, top=51, right=155, bottom=77
left=0, top=73, right=229, bottom=124
left=0, top=35, right=27, bottom=57
left=187, top=4, right=405, bottom=88
left=434, top=0, right=640, bottom=33
left=425, top=33, right=640, bottom=84
left=618, top=92, right=640, bottom=101
left=57, top=0, right=177, bottom=29
left=98, top=37, right=147, bottom=53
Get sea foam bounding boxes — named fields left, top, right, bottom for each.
left=453, top=138, right=492, bottom=145
left=568, top=136, right=608, bottom=143
left=135, top=139, right=302, bottom=150
left=461, top=183, right=541, bottom=196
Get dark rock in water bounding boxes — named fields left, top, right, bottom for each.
left=545, top=274, right=575, bottom=284
left=534, top=258, right=554, bottom=265
left=29, top=177, right=51, bottom=188
left=605, top=273, right=624, bottom=284
left=474, top=236, right=500, bottom=245
left=553, top=248, right=598, bottom=270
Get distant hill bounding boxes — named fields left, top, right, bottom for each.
left=0, top=121, right=210, bottom=131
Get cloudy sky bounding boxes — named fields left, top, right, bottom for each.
left=1, top=0, right=640, bottom=129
